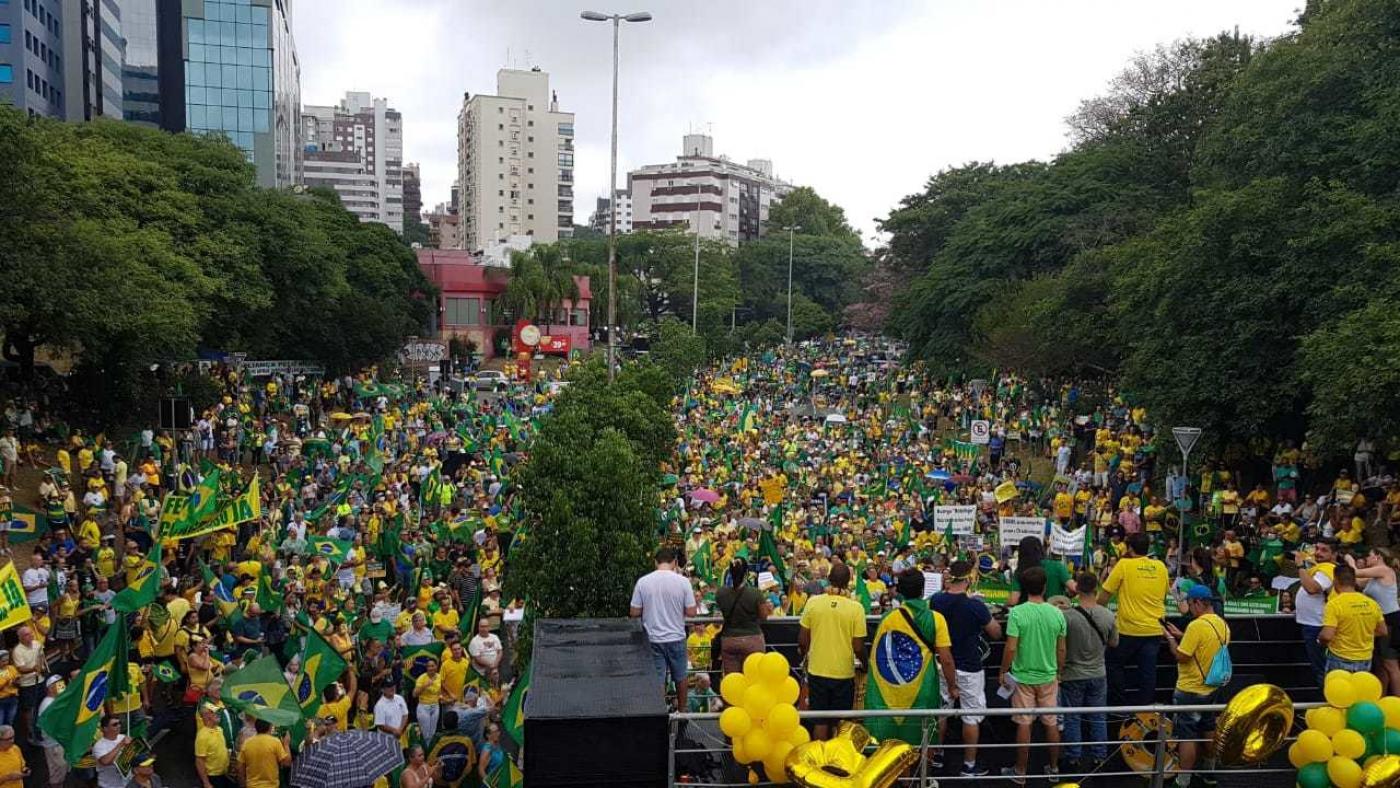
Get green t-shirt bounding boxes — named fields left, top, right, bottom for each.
left=1007, top=601, right=1067, bottom=686
left=1010, top=559, right=1073, bottom=600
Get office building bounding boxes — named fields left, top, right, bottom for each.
left=456, top=67, right=574, bottom=251
left=2, top=0, right=65, bottom=117
left=303, top=91, right=403, bottom=230
left=403, top=162, right=422, bottom=226
left=62, top=0, right=124, bottom=121
left=175, top=0, right=301, bottom=187
left=116, top=0, right=167, bottom=127
left=589, top=189, right=632, bottom=235
left=629, top=133, right=792, bottom=244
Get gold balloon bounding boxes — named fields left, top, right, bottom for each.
left=1213, top=684, right=1295, bottom=766
left=1362, top=755, right=1400, bottom=788
left=785, top=722, right=917, bottom=788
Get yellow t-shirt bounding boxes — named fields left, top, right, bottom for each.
left=110, top=663, right=145, bottom=714
left=1176, top=613, right=1229, bottom=696
left=195, top=725, right=230, bottom=777
left=321, top=696, right=353, bottom=732
left=0, top=666, right=18, bottom=699
left=1102, top=556, right=1169, bottom=637
left=432, top=608, right=460, bottom=637
left=240, top=733, right=287, bottom=788
left=0, top=746, right=23, bottom=788
left=1323, top=591, right=1383, bottom=662
left=413, top=672, right=442, bottom=705
left=440, top=655, right=470, bottom=703
left=95, top=547, right=117, bottom=579
left=799, top=593, right=868, bottom=680
left=1053, top=493, right=1073, bottom=520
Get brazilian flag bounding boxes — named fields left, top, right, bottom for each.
left=502, top=662, right=529, bottom=747
left=864, top=599, right=941, bottom=744
left=308, top=537, right=352, bottom=565
left=292, top=627, right=348, bottom=717
left=401, top=641, right=445, bottom=686
left=112, top=541, right=163, bottom=613
left=39, top=624, right=130, bottom=765
left=222, top=655, right=304, bottom=726
left=492, top=760, right=524, bottom=788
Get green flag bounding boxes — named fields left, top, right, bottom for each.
left=401, top=642, right=445, bottom=689
left=256, top=571, right=284, bottom=614
left=459, top=585, right=481, bottom=642
left=691, top=539, right=714, bottom=585
left=864, top=599, right=941, bottom=744
left=39, top=623, right=130, bottom=764
left=308, top=536, right=352, bottom=565
left=222, top=655, right=304, bottom=726
left=854, top=570, right=872, bottom=614
left=758, top=528, right=786, bottom=590
left=491, top=760, right=525, bottom=788
left=292, top=627, right=348, bottom=717
left=160, top=468, right=223, bottom=538
left=502, top=661, right=529, bottom=747
left=112, top=541, right=162, bottom=613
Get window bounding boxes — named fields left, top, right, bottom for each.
left=444, top=297, right=481, bottom=326
left=570, top=308, right=588, bottom=327
left=558, top=123, right=574, bottom=136
left=527, top=136, right=533, bottom=143
left=558, top=152, right=574, bottom=166
left=0, top=24, right=10, bottom=44
left=527, top=214, right=533, bottom=220
left=0, top=65, right=11, bottom=84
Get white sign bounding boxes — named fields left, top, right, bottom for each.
left=240, top=360, right=327, bottom=377
left=757, top=571, right=778, bottom=590
left=922, top=571, right=943, bottom=599
left=970, top=420, right=991, bottom=445
left=1050, top=523, right=1087, bottom=555
left=934, top=505, right=976, bottom=535
left=999, top=517, right=1047, bottom=547
left=1172, top=427, right=1202, bottom=457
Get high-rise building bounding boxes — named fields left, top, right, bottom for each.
left=1, top=0, right=66, bottom=118
left=116, top=0, right=172, bottom=128
left=589, top=189, right=632, bottom=235
left=426, top=202, right=462, bottom=250
left=403, top=162, right=423, bottom=226
left=456, top=67, right=574, bottom=251
left=629, top=133, right=792, bottom=244
left=302, top=91, right=404, bottom=230
left=62, top=0, right=124, bottom=121
left=168, top=0, right=301, bottom=187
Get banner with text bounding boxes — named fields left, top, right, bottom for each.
left=999, top=516, right=1047, bottom=547
left=1050, top=522, right=1087, bottom=555
left=934, top=505, right=977, bottom=536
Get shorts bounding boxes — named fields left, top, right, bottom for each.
left=1012, top=679, right=1059, bottom=726
left=807, top=675, right=856, bottom=712
left=1172, top=688, right=1221, bottom=739
left=937, top=669, right=988, bottom=724
left=649, top=640, right=687, bottom=687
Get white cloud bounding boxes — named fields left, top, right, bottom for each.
left=293, top=0, right=1300, bottom=238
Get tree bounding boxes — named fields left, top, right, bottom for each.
left=767, top=186, right=861, bottom=242
left=650, top=317, right=707, bottom=384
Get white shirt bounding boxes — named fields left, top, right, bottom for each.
left=1295, top=567, right=1335, bottom=627
left=373, top=693, right=410, bottom=732
left=22, top=567, right=49, bottom=605
left=468, top=633, right=502, bottom=666
left=92, top=735, right=126, bottom=788
left=629, top=568, right=693, bottom=644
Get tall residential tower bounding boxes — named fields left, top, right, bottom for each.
left=303, top=91, right=404, bottom=230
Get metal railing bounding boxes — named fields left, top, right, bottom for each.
left=667, top=701, right=1322, bottom=787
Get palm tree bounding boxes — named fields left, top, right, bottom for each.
left=533, top=244, right=580, bottom=332
left=501, top=246, right=580, bottom=332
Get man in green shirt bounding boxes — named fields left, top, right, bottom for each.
left=999, top=566, right=1067, bottom=785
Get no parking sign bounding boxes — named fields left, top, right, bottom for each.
left=970, top=419, right=991, bottom=445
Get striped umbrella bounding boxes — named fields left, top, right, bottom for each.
left=291, top=731, right=404, bottom=788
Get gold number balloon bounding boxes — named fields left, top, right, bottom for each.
left=1213, top=684, right=1295, bottom=766
left=785, top=722, right=918, bottom=788
left=1362, top=755, right=1400, bottom=788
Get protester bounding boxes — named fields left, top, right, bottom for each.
left=194, top=704, right=233, bottom=788
left=930, top=560, right=1000, bottom=777
left=1164, top=585, right=1231, bottom=786
left=630, top=547, right=697, bottom=712
left=1100, top=533, right=1168, bottom=706
left=0, top=725, right=23, bottom=788
left=1320, top=564, right=1388, bottom=673
left=1059, top=573, right=1116, bottom=771
left=92, top=715, right=131, bottom=788
left=1296, top=541, right=1339, bottom=685
left=798, top=562, right=867, bottom=740
left=715, top=558, right=772, bottom=675
left=237, top=719, right=290, bottom=788
left=1000, top=566, right=1066, bottom=785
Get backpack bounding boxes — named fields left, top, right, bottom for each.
left=1195, top=618, right=1232, bottom=688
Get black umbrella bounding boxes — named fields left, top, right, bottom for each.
left=291, top=731, right=404, bottom=788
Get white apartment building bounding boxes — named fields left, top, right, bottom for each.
left=456, top=67, right=575, bottom=251
left=589, top=189, right=633, bottom=234
left=628, top=134, right=792, bottom=244
left=302, top=91, right=404, bottom=231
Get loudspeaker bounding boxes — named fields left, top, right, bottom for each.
left=159, top=398, right=193, bottom=430
left=524, top=619, right=668, bottom=786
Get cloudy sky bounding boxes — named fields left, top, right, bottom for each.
left=294, top=0, right=1302, bottom=242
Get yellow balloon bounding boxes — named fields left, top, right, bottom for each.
left=1337, top=729, right=1369, bottom=760
left=720, top=706, right=753, bottom=739
left=1381, top=697, right=1400, bottom=731
left=788, top=725, right=811, bottom=747
left=1312, top=706, right=1350, bottom=737
left=1331, top=755, right=1364, bottom=788
left=764, top=741, right=794, bottom=785
left=721, top=673, right=751, bottom=706
left=1328, top=670, right=1360, bottom=708
left=748, top=769, right=760, bottom=785
left=1361, top=754, right=1400, bottom=788
left=1213, top=683, right=1296, bottom=766
left=743, top=652, right=766, bottom=681
left=1289, top=743, right=1310, bottom=769
left=1298, top=729, right=1336, bottom=763
left=743, top=684, right=776, bottom=719
left=767, top=703, right=800, bottom=736
left=734, top=738, right=752, bottom=765
left=776, top=676, right=801, bottom=705
left=786, top=722, right=916, bottom=788
left=745, top=728, right=773, bottom=762
left=760, top=651, right=791, bottom=685
left=1353, top=671, right=1385, bottom=703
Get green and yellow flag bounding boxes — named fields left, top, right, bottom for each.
left=308, top=536, right=352, bottom=565
left=39, top=623, right=130, bottom=764
left=502, top=662, right=529, bottom=747
left=292, top=627, right=348, bottom=717
left=160, top=468, right=223, bottom=539
left=864, top=599, right=941, bottom=744
left=401, top=641, right=445, bottom=686
left=112, top=541, right=162, bottom=613
left=222, top=654, right=304, bottom=726
left=491, top=760, right=524, bottom=788
left=0, top=563, right=32, bottom=631
left=207, top=474, right=262, bottom=534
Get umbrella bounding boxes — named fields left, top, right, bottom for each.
left=689, top=488, right=720, bottom=503
left=292, top=731, right=404, bottom=788
left=329, top=412, right=353, bottom=421
left=660, top=473, right=679, bottom=487
left=737, top=517, right=768, bottom=532
left=810, top=369, right=831, bottom=378
left=824, top=413, right=848, bottom=424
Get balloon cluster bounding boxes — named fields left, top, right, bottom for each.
left=1291, top=671, right=1400, bottom=788
left=719, top=652, right=807, bottom=784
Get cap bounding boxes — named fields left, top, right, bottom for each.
left=46, top=675, right=62, bottom=687
left=1185, top=584, right=1215, bottom=601
left=136, top=755, right=156, bottom=767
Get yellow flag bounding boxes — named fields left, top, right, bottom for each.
left=0, top=563, right=33, bottom=631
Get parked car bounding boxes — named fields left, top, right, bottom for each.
left=470, top=370, right=509, bottom=392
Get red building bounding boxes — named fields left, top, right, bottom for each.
left=416, top=249, right=591, bottom=359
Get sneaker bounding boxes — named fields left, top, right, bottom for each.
left=1000, top=767, right=1027, bottom=786
left=1044, top=765, right=1060, bottom=784
left=960, top=764, right=990, bottom=777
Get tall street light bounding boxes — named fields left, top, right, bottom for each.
left=691, top=180, right=701, bottom=334
left=784, top=225, right=797, bottom=345
left=582, top=9, right=652, bottom=381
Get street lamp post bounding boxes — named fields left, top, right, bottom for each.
left=581, top=9, right=652, bottom=381
left=692, top=181, right=701, bottom=334
left=784, top=225, right=796, bottom=345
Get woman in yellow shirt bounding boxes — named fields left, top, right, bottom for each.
left=412, top=659, right=442, bottom=743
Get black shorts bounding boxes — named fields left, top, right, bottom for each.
left=807, top=675, right=855, bottom=712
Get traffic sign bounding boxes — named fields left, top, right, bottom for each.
left=1172, top=427, right=1202, bottom=457
left=970, top=420, right=991, bottom=445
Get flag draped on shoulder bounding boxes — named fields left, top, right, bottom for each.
left=0, top=563, right=31, bottom=631
left=864, top=600, right=941, bottom=744
left=222, top=654, right=304, bottom=726
left=39, top=624, right=130, bottom=764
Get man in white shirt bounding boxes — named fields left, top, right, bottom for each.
left=373, top=682, right=410, bottom=742
left=21, top=554, right=49, bottom=607
left=467, top=619, right=503, bottom=685
left=91, top=715, right=131, bottom=788
left=1295, top=540, right=1337, bottom=687
left=629, top=547, right=697, bottom=711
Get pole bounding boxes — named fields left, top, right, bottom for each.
left=692, top=183, right=700, bottom=333
left=605, top=16, right=620, bottom=382
left=1175, top=445, right=1192, bottom=579
left=785, top=226, right=795, bottom=345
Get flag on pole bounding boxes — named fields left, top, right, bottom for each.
left=307, top=537, right=352, bottom=565
left=221, top=655, right=304, bottom=726
left=0, top=563, right=31, bottom=632
left=491, top=760, right=525, bottom=788
left=256, top=571, right=283, bottom=614
left=160, top=468, right=223, bottom=538
left=855, top=570, right=872, bottom=614
left=112, top=541, right=163, bottom=613
left=39, top=624, right=130, bottom=764
left=502, top=661, right=529, bottom=747
left=758, top=528, right=786, bottom=590
left=738, top=405, right=757, bottom=434
left=292, top=627, right=348, bottom=717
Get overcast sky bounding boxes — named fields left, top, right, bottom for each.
left=293, top=0, right=1302, bottom=242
